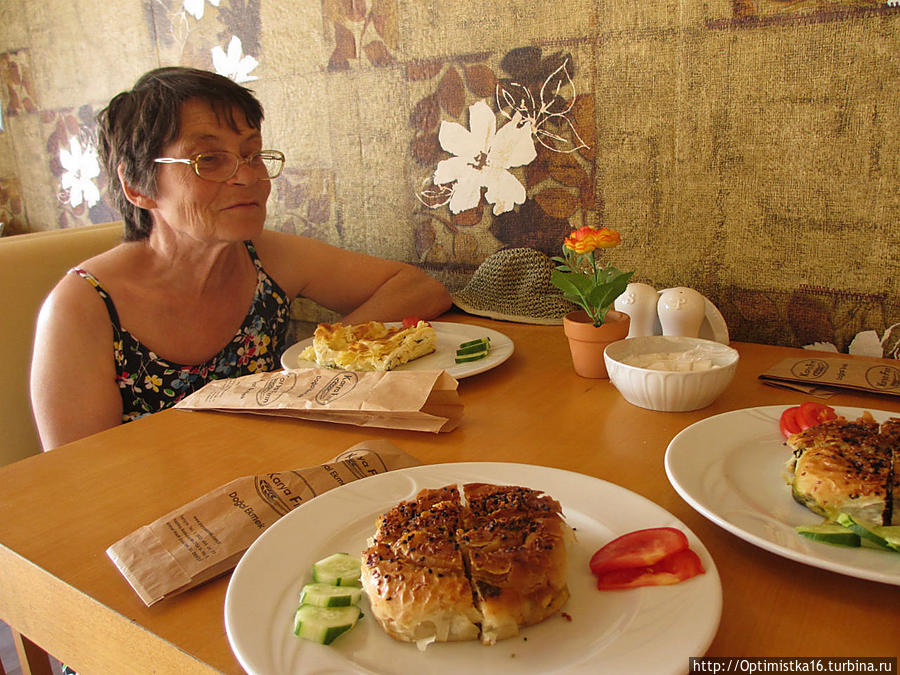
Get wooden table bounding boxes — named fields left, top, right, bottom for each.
left=1, top=314, right=898, bottom=674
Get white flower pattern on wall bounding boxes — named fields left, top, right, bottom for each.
left=212, top=36, right=258, bottom=83
left=59, top=136, right=100, bottom=208
left=430, top=100, right=536, bottom=216
left=414, top=54, right=592, bottom=243
left=183, top=0, right=220, bottom=21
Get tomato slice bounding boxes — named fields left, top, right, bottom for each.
left=779, top=403, right=837, bottom=439
left=401, top=316, right=425, bottom=328
left=779, top=406, right=803, bottom=439
left=595, top=548, right=705, bottom=590
left=797, top=402, right=837, bottom=429
left=589, top=527, right=689, bottom=575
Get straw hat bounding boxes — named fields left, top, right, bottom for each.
left=451, top=247, right=575, bottom=325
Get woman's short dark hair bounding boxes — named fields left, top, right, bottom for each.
left=97, top=67, right=265, bottom=241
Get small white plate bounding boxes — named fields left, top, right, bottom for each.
left=225, top=463, right=721, bottom=675
left=665, top=405, right=900, bottom=585
left=281, top=321, right=514, bottom=378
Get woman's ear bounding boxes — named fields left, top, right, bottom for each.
left=117, top=165, right=157, bottom=209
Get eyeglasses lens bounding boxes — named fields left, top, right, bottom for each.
left=194, top=152, right=283, bottom=181
left=259, top=154, right=284, bottom=179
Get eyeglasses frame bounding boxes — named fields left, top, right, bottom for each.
left=153, top=149, right=285, bottom=182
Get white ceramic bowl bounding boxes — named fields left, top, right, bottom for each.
left=604, top=336, right=739, bottom=412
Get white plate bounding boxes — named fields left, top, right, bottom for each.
left=225, top=463, right=722, bottom=675
left=281, top=322, right=514, bottom=378
left=665, top=405, right=900, bottom=585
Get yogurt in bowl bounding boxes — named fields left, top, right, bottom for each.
left=604, top=336, right=739, bottom=412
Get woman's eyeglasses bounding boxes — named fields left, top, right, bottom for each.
left=153, top=150, right=285, bottom=182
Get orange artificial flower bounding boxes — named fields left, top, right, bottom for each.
left=551, top=225, right=633, bottom=326
left=563, top=226, right=621, bottom=254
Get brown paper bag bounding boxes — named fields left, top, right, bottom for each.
left=107, top=440, right=421, bottom=606
left=173, top=367, right=462, bottom=432
left=759, top=355, right=900, bottom=398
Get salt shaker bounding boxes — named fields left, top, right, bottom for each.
left=657, top=287, right=706, bottom=338
left=615, top=283, right=659, bottom=338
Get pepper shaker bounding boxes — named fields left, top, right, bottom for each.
left=657, top=287, right=706, bottom=338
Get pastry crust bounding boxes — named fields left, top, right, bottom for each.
left=361, top=542, right=482, bottom=645
left=299, top=320, right=436, bottom=371
left=877, top=418, right=900, bottom=526
left=360, top=483, right=571, bottom=648
left=459, top=483, right=571, bottom=644
left=361, top=486, right=481, bottom=645
left=784, top=413, right=896, bottom=526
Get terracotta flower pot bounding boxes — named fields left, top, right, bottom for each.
left=563, top=309, right=630, bottom=378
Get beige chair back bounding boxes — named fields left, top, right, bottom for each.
left=0, top=221, right=124, bottom=464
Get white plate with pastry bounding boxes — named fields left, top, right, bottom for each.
left=665, top=405, right=900, bottom=585
left=225, top=462, right=721, bottom=675
left=281, top=321, right=514, bottom=378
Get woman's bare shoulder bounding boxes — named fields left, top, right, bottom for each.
left=32, top=256, right=123, bottom=451
left=39, top=266, right=114, bottom=336
left=40, top=242, right=149, bottom=333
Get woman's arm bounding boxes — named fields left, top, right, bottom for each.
left=30, top=274, right=123, bottom=450
left=254, top=230, right=452, bottom=321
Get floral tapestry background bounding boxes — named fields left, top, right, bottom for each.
left=0, top=0, right=897, bottom=352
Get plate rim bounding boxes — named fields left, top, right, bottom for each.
left=665, top=404, right=900, bottom=585
left=280, top=321, right=514, bottom=378
left=225, top=461, right=722, bottom=675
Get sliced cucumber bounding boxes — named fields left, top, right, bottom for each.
left=455, top=349, right=489, bottom=363
left=835, top=514, right=897, bottom=552
left=456, top=343, right=488, bottom=355
left=299, top=582, right=364, bottom=608
left=456, top=340, right=491, bottom=355
left=796, top=523, right=860, bottom=547
left=455, top=337, right=492, bottom=363
left=293, top=604, right=363, bottom=644
left=458, top=336, right=491, bottom=350
left=870, top=526, right=900, bottom=552
left=312, top=552, right=362, bottom=586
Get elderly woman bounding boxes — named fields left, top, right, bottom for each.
left=30, top=66, right=451, bottom=451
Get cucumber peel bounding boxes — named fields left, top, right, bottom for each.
left=455, top=336, right=491, bottom=363
left=458, top=336, right=491, bottom=349
left=294, top=553, right=365, bottom=646
left=312, top=552, right=362, bottom=586
left=455, top=349, right=489, bottom=363
left=299, top=582, right=363, bottom=608
left=293, top=605, right=362, bottom=644
left=834, top=514, right=900, bottom=552
left=456, top=341, right=490, bottom=355
left=871, top=526, right=900, bottom=552
left=796, top=523, right=861, bottom=547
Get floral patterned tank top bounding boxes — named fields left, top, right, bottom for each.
left=72, top=241, right=291, bottom=423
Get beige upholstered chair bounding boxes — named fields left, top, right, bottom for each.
left=0, top=221, right=124, bottom=465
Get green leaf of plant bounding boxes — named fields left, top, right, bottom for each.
left=550, top=270, right=589, bottom=308
left=549, top=270, right=581, bottom=296
left=587, top=271, right=634, bottom=312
